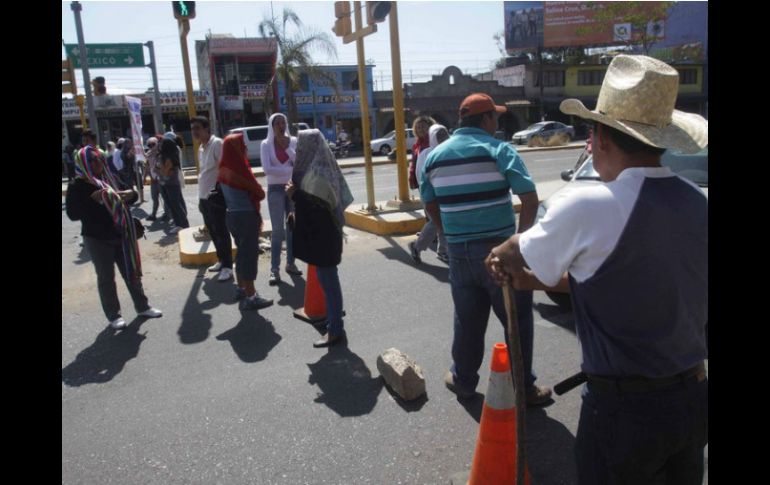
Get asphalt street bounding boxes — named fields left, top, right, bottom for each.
left=61, top=146, right=707, bottom=484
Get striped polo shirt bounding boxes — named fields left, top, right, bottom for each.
left=419, top=127, right=535, bottom=243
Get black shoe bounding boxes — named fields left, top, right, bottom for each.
left=146, top=215, right=157, bottom=221
left=313, top=332, right=346, bottom=348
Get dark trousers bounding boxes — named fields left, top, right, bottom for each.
left=83, top=236, right=150, bottom=321
left=199, top=198, right=233, bottom=268
left=575, top=378, right=708, bottom=485
left=160, top=184, right=189, bottom=228
left=447, top=239, right=537, bottom=393
left=149, top=180, right=165, bottom=217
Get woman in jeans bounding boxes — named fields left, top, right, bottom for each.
left=144, top=136, right=167, bottom=222
left=66, top=146, right=162, bottom=329
left=287, top=130, right=354, bottom=348
left=261, top=113, right=302, bottom=285
left=158, top=136, right=189, bottom=233
left=218, top=133, right=273, bottom=311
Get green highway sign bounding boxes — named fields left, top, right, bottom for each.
left=65, top=43, right=145, bottom=69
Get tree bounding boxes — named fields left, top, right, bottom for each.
left=576, top=1, right=674, bottom=55
left=259, top=8, right=338, bottom=124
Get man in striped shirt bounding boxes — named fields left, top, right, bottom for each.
left=420, top=93, right=552, bottom=405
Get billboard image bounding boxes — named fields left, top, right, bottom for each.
left=504, top=2, right=544, bottom=53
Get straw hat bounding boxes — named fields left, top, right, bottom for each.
left=560, top=54, right=707, bottom=154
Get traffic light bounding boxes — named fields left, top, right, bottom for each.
left=172, top=1, right=196, bottom=20
left=62, top=59, right=78, bottom=94
left=332, top=1, right=352, bottom=38
left=366, top=1, right=391, bottom=25
left=92, top=76, right=106, bottom=96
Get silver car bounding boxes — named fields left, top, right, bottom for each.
left=512, top=121, right=575, bottom=145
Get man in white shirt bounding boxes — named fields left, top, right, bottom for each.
left=192, top=116, right=232, bottom=282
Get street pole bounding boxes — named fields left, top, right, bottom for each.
left=538, top=44, right=544, bottom=121
left=71, top=1, right=100, bottom=148
left=178, top=18, right=200, bottom=173
left=353, top=1, right=376, bottom=211
left=146, top=41, right=164, bottom=134
left=388, top=2, right=410, bottom=203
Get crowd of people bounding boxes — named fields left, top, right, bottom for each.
left=65, top=55, right=708, bottom=483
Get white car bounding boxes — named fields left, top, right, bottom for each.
left=228, top=123, right=309, bottom=166
left=370, top=129, right=416, bottom=156
left=512, top=121, right=575, bottom=145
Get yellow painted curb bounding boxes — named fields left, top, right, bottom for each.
left=344, top=208, right=427, bottom=236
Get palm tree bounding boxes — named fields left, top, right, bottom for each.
left=259, top=7, right=338, bottom=124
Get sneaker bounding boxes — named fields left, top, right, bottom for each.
left=193, top=227, right=208, bottom=238
left=437, top=252, right=449, bottom=264
left=217, top=267, right=233, bottom=282
left=138, top=307, right=163, bottom=318
left=526, top=385, right=553, bottom=407
left=444, top=370, right=475, bottom=399
left=408, top=241, right=422, bottom=264
left=285, top=263, right=303, bottom=276
left=109, top=317, right=127, bottom=329
left=235, top=287, right=246, bottom=301
left=168, top=226, right=181, bottom=235
left=208, top=262, right=223, bottom=273
left=146, top=215, right=157, bottom=221
left=268, top=271, right=280, bottom=286
left=160, top=213, right=170, bottom=221
left=239, top=294, right=274, bottom=311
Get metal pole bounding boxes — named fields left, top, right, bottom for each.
left=71, top=1, right=100, bottom=147
left=388, top=3, right=410, bottom=202
left=146, top=41, right=164, bottom=134
left=538, top=44, right=545, bottom=121
left=354, top=1, right=376, bottom=211
left=178, top=18, right=200, bottom=173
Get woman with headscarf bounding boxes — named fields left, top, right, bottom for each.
left=159, top=136, right=189, bottom=233
left=286, top=129, right=354, bottom=347
left=119, top=138, right=138, bottom=195
left=260, top=113, right=302, bottom=286
left=218, top=133, right=274, bottom=311
left=65, top=146, right=162, bottom=329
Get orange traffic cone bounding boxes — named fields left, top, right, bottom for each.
left=468, top=342, right=531, bottom=485
left=293, top=264, right=327, bottom=323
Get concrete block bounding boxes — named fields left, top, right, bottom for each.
left=377, top=348, right=426, bottom=401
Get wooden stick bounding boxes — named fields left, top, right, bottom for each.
left=502, top=281, right=527, bottom=485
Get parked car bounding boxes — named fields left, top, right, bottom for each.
left=512, top=121, right=574, bottom=145
left=539, top=146, right=708, bottom=308
left=228, top=123, right=309, bottom=166
left=370, top=129, right=416, bottom=156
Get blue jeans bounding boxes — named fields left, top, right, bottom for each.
left=447, top=239, right=536, bottom=393
left=575, top=377, right=708, bottom=485
left=316, top=265, right=343, bottom=336
left=160, top=184, right=189, bottom=228
left=267, top=184, right=295, bottom=273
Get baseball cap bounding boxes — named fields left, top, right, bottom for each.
left=459, top=93, right=507, bottom=118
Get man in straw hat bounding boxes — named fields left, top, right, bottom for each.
left=419, top=92, right=552, bottom=406
left=485, top=55, right=708, bottom=484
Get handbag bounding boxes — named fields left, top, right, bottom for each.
left=208, top=182, right=227, bottom=210
left=133, top=217, right=146, bottom=239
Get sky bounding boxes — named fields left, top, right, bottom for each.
left=61, top=0, right=509, bottom=96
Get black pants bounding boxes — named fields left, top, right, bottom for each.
left=160, top=184, right=189, bottom=228
left=83, top=236, right=150, bottom=321
left=149, top=180, right=166, bottom=218
left=199, top=198, right=233, bottom=268
left=575, top=377, right=708, bottom=485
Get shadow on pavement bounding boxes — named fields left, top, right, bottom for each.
left=458, top=393, right=485, bottom=423
left=525, top=407, right=578, bottom=484
left=276, top=274, right=306, bottom=310
left=382, top=384, right=429, bottom=412
left=61, top=317, right=148, bottom=387
left=215, top=313, right=282, bottom=363
left=378, top=236, right=449, bottom=284
left=307, top=345, right=383, bottom=417
left=534, top=302, right=576, bottom=334
left=177, top=269, right=213, bottom=344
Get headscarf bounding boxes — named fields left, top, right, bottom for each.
left=217, top=133, right=265, bottom=211
left=74, top=145, right=142, bottom=282
left=265, top=113, right=296, bottom=162
left=417, top=124, right=448, bottom=186
left=293, top=129, right=353, bottom=226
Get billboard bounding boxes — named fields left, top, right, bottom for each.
left=505, top=2, right=544, bottom=52
left=504, top=2, right=707, bottom=62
